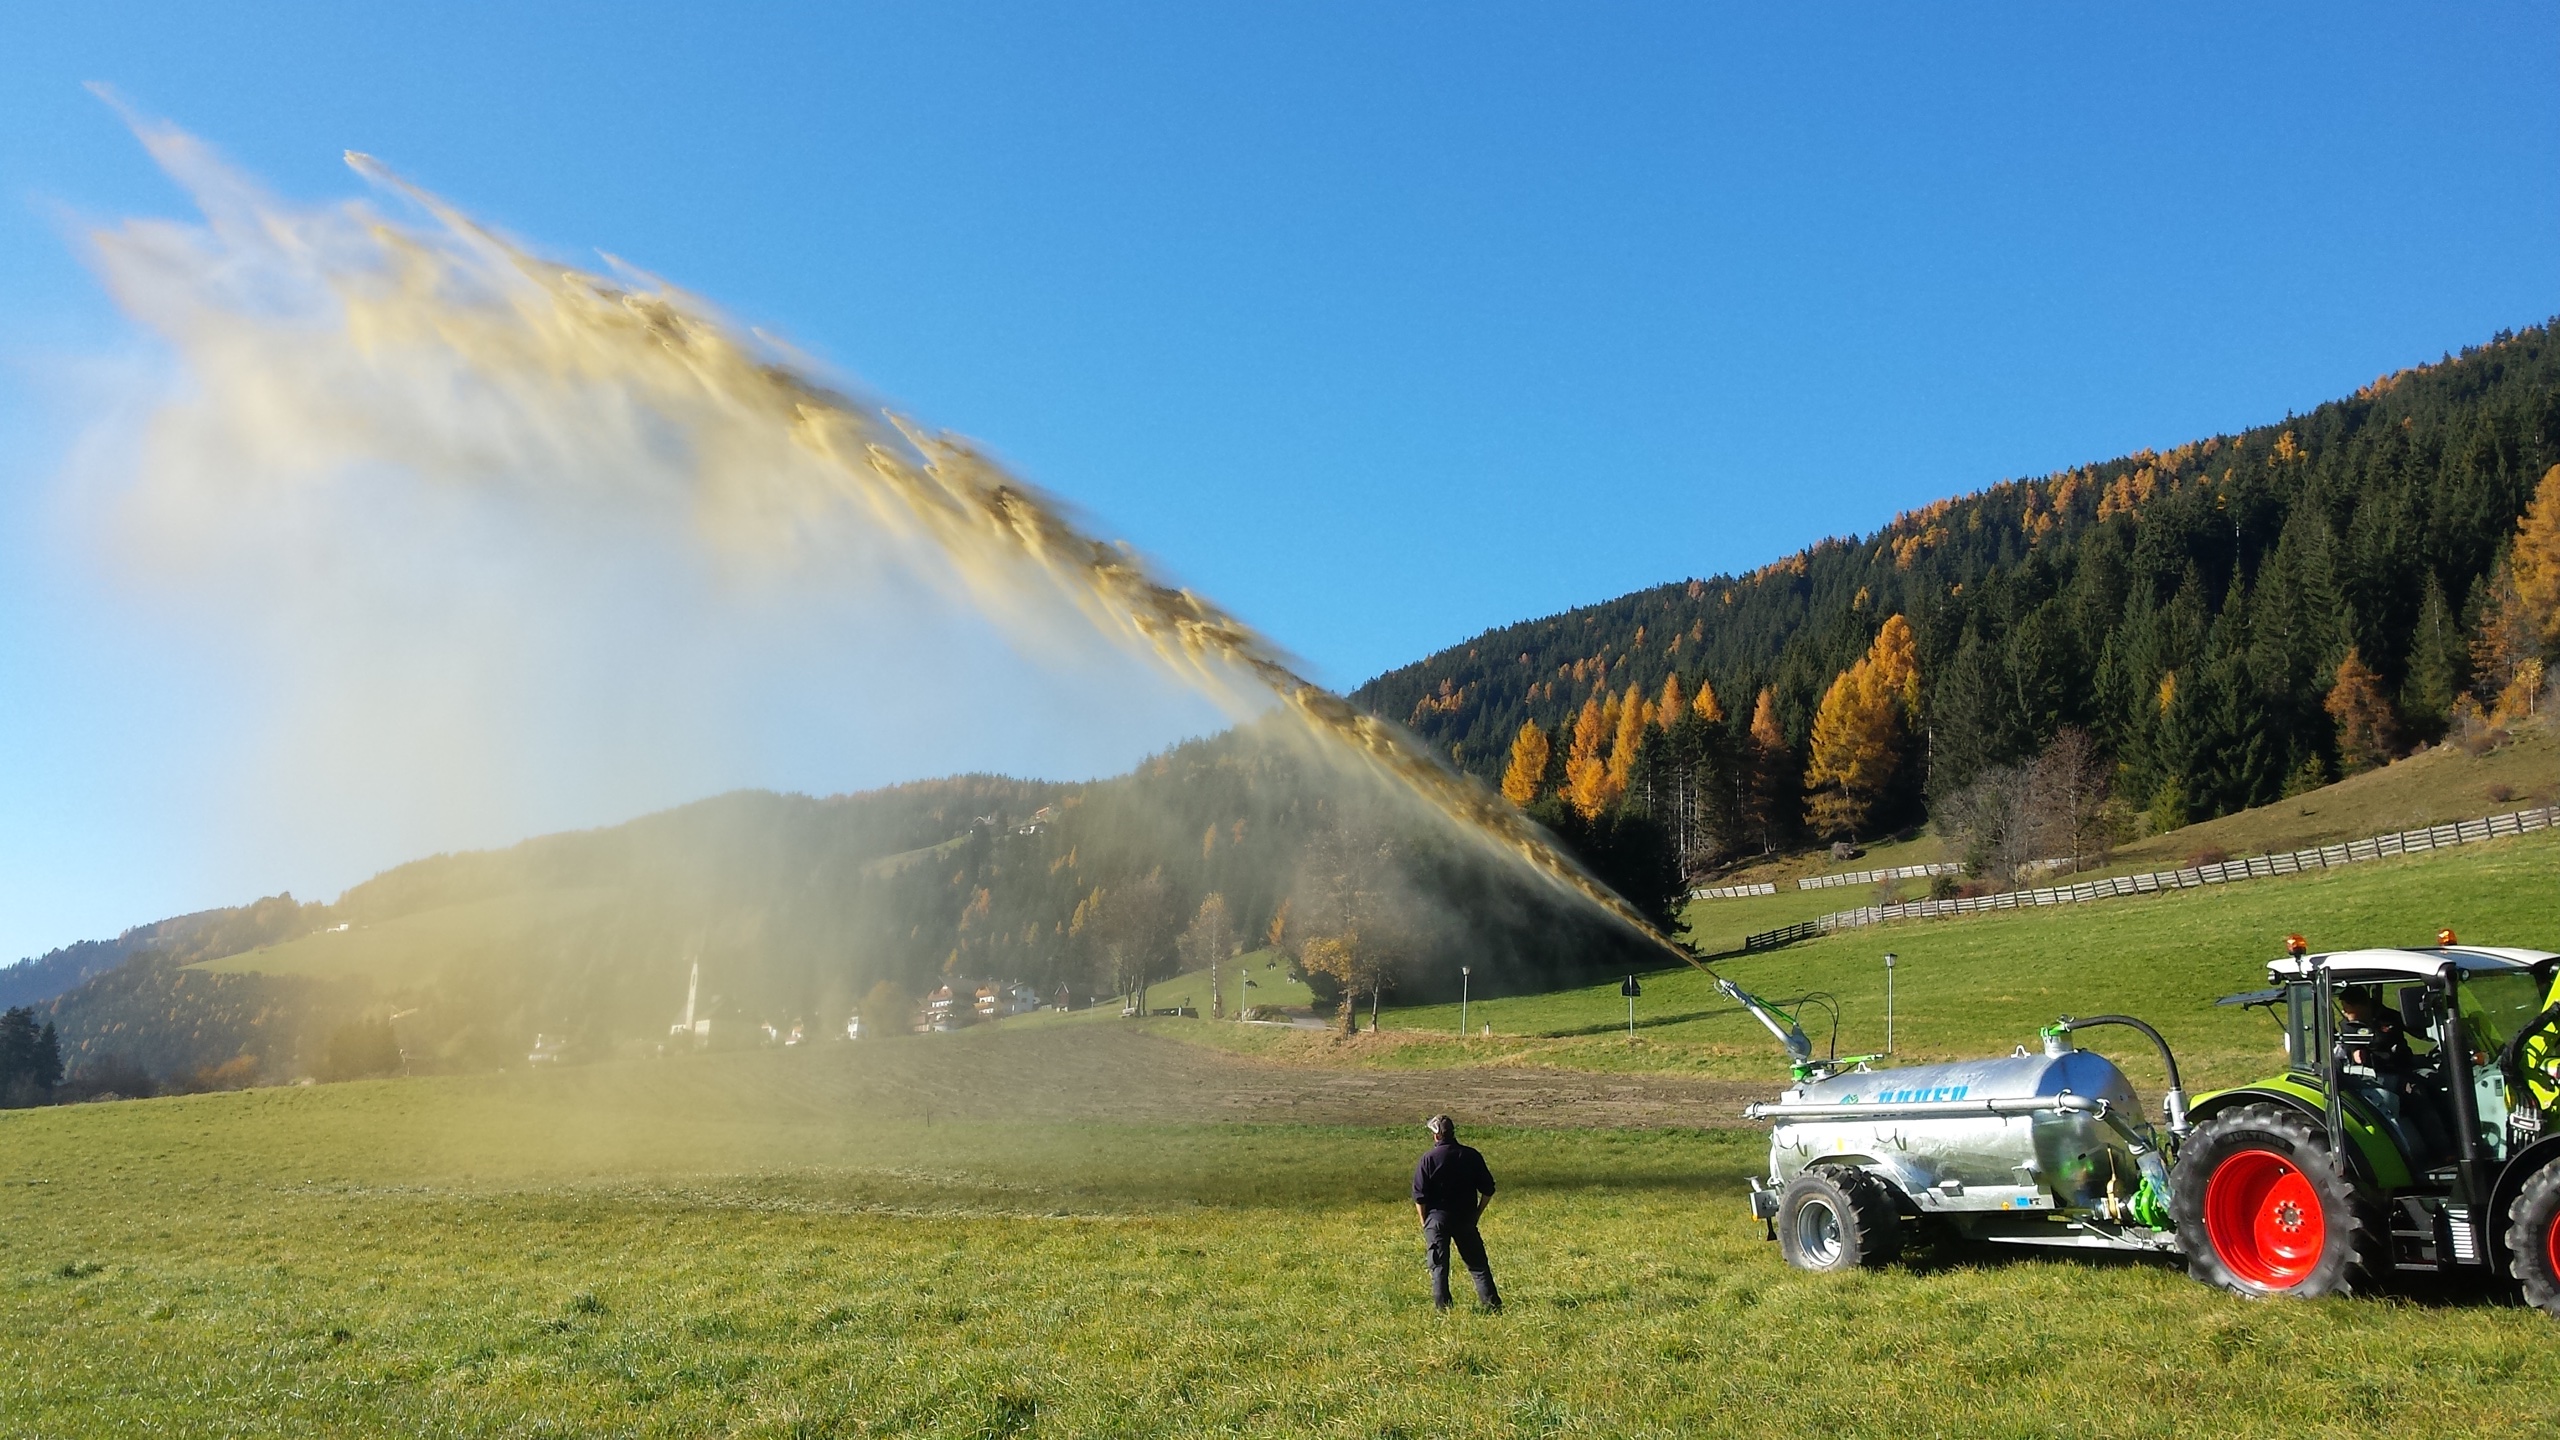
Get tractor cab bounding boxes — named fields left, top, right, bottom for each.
left=2186, top=944, right=2560, bottom=1299
left=2258, top=946, right=2558, bottom=1174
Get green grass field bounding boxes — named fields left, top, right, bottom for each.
left=1333, top=827, right=2560, bottom=1092
left=10, top=1049, right=2560, bottom=1439
left=11, top=829, right=2560, bottom=1436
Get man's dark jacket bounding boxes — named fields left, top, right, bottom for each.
left=1412, top=1138, right=1496, bottom=1223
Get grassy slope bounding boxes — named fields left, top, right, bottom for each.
left=1675, top=831, right=1966, bottom=956
left=194, top=887, right=619, bottom=982
left=2107, top=720, right=2556, bottom=869
left=1195, top=829, right=2560, bottom=1092
left=1676, top=720, right=2555, bottom=954
left=10, top=1051, right=2560, bottom=1437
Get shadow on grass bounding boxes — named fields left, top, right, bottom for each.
left=1887, top=1232, right=2529, bottom=1313
left=1532, top=1004, right=1747, bottom=1038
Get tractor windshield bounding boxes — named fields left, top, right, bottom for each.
left=2458, top=971, right=2546, bottom=1057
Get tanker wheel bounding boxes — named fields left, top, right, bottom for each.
left=2502, top=1156, right=2560, bottom=1316
left=2171, top=1102, right=2383, bottom=1299
left=1776, top=1167, right=1902, bottom=1273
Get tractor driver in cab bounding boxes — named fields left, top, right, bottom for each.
left=2337, top=988, right=2414, bottom=1079
left=2337, top=987, right=2415, bottom=1142
left=2336, top=985, right=2455, bottom=1166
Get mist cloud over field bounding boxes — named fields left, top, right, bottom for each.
left=61, top=112, right=1242, bottom=903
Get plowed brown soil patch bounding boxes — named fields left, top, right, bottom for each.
left=818, top=1023, right=1760, bottom=1130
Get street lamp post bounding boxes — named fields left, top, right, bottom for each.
left=1885, top=952, right=1898, bottom=1054
left=1459, top=966, right=1471, bottom=1036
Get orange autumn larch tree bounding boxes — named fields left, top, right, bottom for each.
left=2324, top=648, right=2399, bottom=774
left=1804, top=617, right=1921, bottom=838
left=2471, top=562, right=2540, bottom=721
left=1500, top=719, right=1550, bottom=806
left=1565, top=695, right=1613, bottom=819
left=2512, top=464, right=2560, bottom=653
left=1606, top=684, right=1651, bottom=793
left=1692, top=676, right=1725, bottom=724
left=1867, top=614, right=1922, bottom=720
left=1742, top=687, right=1790, bottom=851
left=1804, top=665, right=1898, bottom=838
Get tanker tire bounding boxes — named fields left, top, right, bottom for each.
left=2171, top=1102, right=2384, bottom=1300
left=2501, top=1157, right=2560, bottom=1316
left=1776, top=1167, right=1901, bottom=1273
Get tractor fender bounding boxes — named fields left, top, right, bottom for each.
left=2186, top=1084, right=2412, bottom=1192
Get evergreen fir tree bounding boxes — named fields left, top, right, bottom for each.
left=2401, top=575, right=2462, bottom=740
left=2469, top=562, right=2536, bottom=714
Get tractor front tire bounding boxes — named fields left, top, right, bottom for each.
left=1776, top=1167, right=1902, bottom=1273
left=2172, top=1101, right=2384, bottom=1300
left=2502, top=1157, right=2560, bottom=1316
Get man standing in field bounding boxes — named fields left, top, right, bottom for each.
left=1412, top=1114, right=1502, bottom=1311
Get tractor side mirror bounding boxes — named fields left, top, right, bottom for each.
left=2402, top=987, right=2442, bottom=1034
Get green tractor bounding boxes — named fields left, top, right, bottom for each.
left=1743, top=941, right=2560, bottom=1310
left=2179, top=942, right=2560, bottom=1306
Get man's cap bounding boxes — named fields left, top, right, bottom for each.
left=1425, top=1113, right=1454, bottom=1135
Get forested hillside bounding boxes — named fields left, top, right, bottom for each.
left=28, top=727, right=1671, bottom=1088
left=1356, top=321, right=2560, bottom=865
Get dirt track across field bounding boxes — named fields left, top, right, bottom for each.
left=803, top=1023, right=1762, bottom=1130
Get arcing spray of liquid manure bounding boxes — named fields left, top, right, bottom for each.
left=88, top=119, right=1687, bottom=965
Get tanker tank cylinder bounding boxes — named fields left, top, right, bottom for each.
left=1746, top=1013, right=2191, bottom=1261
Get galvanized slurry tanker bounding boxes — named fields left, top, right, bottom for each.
left=1732, top=980, right=2187, bottom=1265
left=1733, top=939, right=2560, bottom=1313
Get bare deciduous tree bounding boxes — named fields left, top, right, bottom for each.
left=2025, top=727, right=2113, bottom=873
left=1071, top=868, right=1182, bottom=1015
left=1180, top=893, right=1235, bottom=1020
left=1946, top=728, right=2115, bottom=888
left=1288, top=824, right=1415, bottom=1035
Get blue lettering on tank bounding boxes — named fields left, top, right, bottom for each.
left=1874, top=1084, right=1970, bottom=1104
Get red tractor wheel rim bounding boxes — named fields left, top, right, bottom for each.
left=2203, top=1148, right=2326, bottom=1289
left=2545, top=1201, right=2560, bottom=1282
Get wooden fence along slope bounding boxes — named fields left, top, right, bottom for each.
left=1742, top=806, right=2557, bottom=953
left=1689, top=881, right=1778, bottom=899
left=1794, top=861, right=1964, bottom=891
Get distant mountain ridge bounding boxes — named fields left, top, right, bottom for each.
left=0, top=896, right=317, bottom=1011
left=21, top=738, right=1659, bottom=1086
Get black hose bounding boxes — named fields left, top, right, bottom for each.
left=2498, top=1001, right=2560, bottom=1096
left=2059, top=1014, right=2184, bottom=1097
left=1774, top=991, right=1842, bottom=1060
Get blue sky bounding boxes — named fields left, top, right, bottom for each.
left=2, top=4, right=2555, bottom=960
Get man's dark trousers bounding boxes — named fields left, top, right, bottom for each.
left=1422, top=1211, right=1500, bottom=1309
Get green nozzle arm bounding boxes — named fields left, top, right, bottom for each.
left=1719, top=978, right=1812, bottom=1066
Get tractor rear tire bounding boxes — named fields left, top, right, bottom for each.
left=2172, top=1101, right=2384, bottom=1299
left=1776, top=1167, right=1902, bottom=1273
left=2502, top=1157, right=2560, bottom=1316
